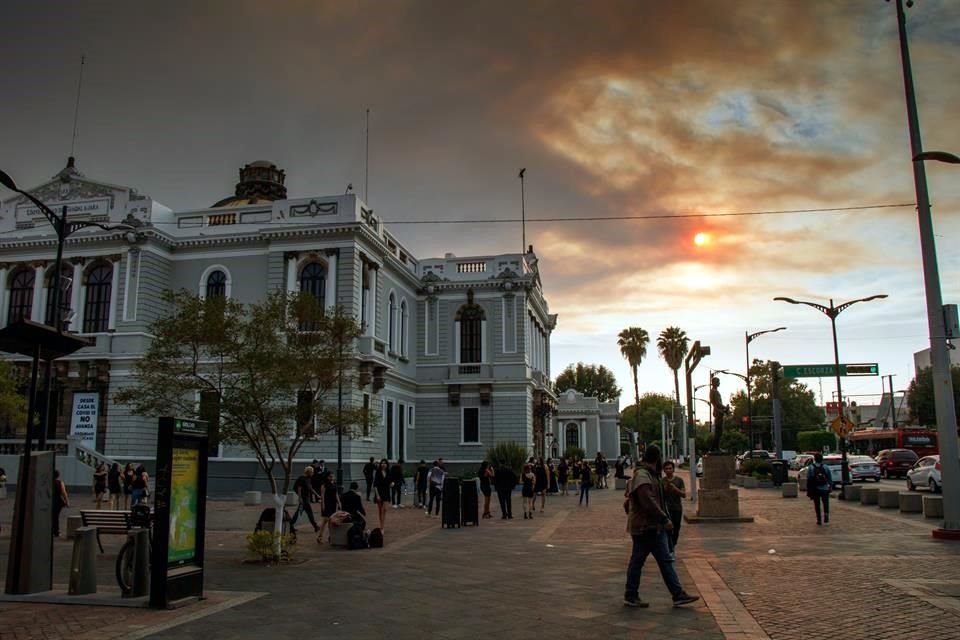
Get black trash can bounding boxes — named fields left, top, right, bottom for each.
left=770, top=460, right=787, bottom=486
left=461, top=479, right=479, bottom=526
left=441, top=478, right=461, bottom=528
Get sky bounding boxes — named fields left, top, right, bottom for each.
left=2, top=0, right=959, bottom=414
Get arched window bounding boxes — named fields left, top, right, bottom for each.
left=205, top=270, right=227, bottom=299
left=7, top=268, right=35, bottom=324
left=298, top=262, right=326, bottom=331
left=388, top=293, right=397, bottom=353
left=399, top=299, right=407, bottom=356
left=566, top=423, right=580, bottom=448
left=45, top=265, right=73, bottom=327
left=83, top=264, right=113, bottom=333
left=456, top=293, right=485, bottom=364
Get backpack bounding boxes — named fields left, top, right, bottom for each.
left=368, top=527, right=384, bottom=549
left=347, top=521, right=368, bottom=550
left=812, top=464, right=829, bottom=486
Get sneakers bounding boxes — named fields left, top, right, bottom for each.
left=673, top=592, right=700, bottom=607
left=623, top=596, right=649, bottom=608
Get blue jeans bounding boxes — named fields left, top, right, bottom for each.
left=131, top=488, right=147, bottom=505
left=624, top=528, right=683, bottom=600
left=579, top=483, right=590, bottom=505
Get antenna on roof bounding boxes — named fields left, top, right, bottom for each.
left=69, top=55, right=86, bottom=161
left=364, top=108, right=370, bottom=204
left=518, top=168, right=527, bottom=253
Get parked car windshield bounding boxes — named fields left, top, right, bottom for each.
left=893, top=450, right=919, bottom=461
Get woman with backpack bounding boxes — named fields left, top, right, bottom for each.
left=806, top=453, right=833, bottom=526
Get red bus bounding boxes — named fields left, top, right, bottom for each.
left=848, top=427, right=938, bottom=457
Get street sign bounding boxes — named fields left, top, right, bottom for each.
left=782, top=363, right=879, bottom=378
left=830, top=415, right=855, bottom=437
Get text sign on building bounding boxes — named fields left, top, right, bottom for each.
left=782, top=363, right=879, bottom=378
left=69, top=392, right=99, bottom=448
left=16, top=197, right=111, bottom=221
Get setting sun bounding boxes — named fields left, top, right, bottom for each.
left=693, top=232, right=710, bottom=247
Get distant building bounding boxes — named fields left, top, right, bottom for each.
left=0, top=158, right=557, bottom=488
left=551, top=388, right=620, bottom=460
left=913, top=347, right=960, bottom=374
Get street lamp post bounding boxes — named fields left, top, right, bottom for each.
left=774, top=295, right=887, bottom=497
left=746, top=328, right=787, bottom=450
left=892, top=0, right=960, bottom=538
left=684, top=341, right=710, bottom=504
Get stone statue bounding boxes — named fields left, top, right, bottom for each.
left=709, top=376, right=728, bottom=452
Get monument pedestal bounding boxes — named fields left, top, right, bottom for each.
left=684, top=454, right=754, bottom=524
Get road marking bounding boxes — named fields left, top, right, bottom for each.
left=684, top=558, right=771, bottom=640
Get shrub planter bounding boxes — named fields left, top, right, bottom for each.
left=782, top=483, right=798, bottom=498
left=899, top=491, right=922, bottom=514
left=843, top=484, right=861, bottom=502
left=923, top=495, right=944, bottom=518
left=743, top=476, right=759, bottom=489
left=798, top=475, right=808, bottom=492
left=860, top=486, right=880, bottom=505
left=877, top=488, right=900, bottom=509
left=757, top=478, right=773, bottom=489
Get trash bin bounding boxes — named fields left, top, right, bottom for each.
left=770, top=460, right=788, bottom=486
left=441, top=478, right=462, bottom=528
left=460, top=479, right=479, bottom=527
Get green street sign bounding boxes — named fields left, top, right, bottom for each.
left=782, top=363, right=879, bottom=378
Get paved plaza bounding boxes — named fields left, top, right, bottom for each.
left=2, top=482, right=960, bottom=639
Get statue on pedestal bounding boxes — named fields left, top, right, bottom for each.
left=709, top=376, right=729, bottom=452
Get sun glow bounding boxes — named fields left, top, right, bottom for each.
left=693, top=232, right=710, bottom=247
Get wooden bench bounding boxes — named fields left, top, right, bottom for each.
left=80, top=510, right=133, bottom=553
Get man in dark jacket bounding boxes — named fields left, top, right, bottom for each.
left=623, top=445, right=699, bottom=609
left=362, top=457, right=376, bottom=501
left=494, top=463, right=517, bottom=520
left=340, top=482, right=366, bottom=521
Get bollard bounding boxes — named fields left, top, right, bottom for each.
left=66, top=515, right=83, bottom=539
left=69, top=527, right=98, bottom=595
left=782, top=483, right=798, bottom=498
left=860, top=486, right=880, bottom=505
left=843, top=484, right=862, bottom=502
left=130, top=528, right=150, bottom=598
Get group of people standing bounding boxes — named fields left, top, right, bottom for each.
left=91, top=462, right=150, bottom=511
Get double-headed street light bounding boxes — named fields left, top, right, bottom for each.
left=774, top=295, right=886, bottom=493
left=745, top=328, right=786, bottom=449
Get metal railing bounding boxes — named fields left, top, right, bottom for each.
left=70, top=437, right=118, bottom=470
left=0, top=439, right=69, bottom=456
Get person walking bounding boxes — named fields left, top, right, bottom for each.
left=494, top=463, right=516, bottom=519
left=363, top=456, right=376, bottom=502
left=623, top=445, right=699, bottom=608
left=548, top=459, right=559, bottom=495
left=534, top=458, right=548, bottom=514
left=108, top=463, right=122, bottom=510
left=806, top=452, right=833, bottom=525
left=662, top=460, right=685, bottom=558
left=415, top=460, right=428, bottom=508
left=558, top=458, right=569, bottom=496
left=479, top=461, right=494, bottom=519
left=373, top=461, right=390, bottom=531
left=389, top=462, right=405, bottom=508
left=131, top=465, right=149, bottom=506
left=579, top=461, right=593, bottom=507
left=318, top=471, right=341, bottom=542
left=291, top=466, right=321, bottom=534
left=93, top=462, right=108, bottom=509
left=121, top=463, right=135, bottom=510
left=521, top=463, right=536, bottom=519
left=426, top=460, right=445, bottom=518
left=52, top=470, right=69, bottom=537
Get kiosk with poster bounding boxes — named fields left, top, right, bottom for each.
left=150, top=417, right=209, bottom=609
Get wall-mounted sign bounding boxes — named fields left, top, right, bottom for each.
left=16, top=198, right=111, bottom=222
left=69, top=392, right=99, bottom=448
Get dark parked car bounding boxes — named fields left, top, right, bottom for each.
left=875, top=449, right=918, bottom=479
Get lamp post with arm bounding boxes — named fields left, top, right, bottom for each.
left=746, top=328, right=787, bottom=449
left=774, top=295, right=887, bottom=497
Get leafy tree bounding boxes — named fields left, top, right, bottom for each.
left=554, top=363, right=621, bottom=402
left=906, top=366, right=960, bottom=427
left=487, top=441, right=529, bottom=477
left=618, top=327, right=649, bottom=453
left=728, top=360, right=824, bottom=450
left=620, top=393, right=674, bottom=444
left=656, top=326, right=689, bottom=408
left=116, top=290, right=367, bottom=556
left=797, top=430, right=837, bottom=452
left=0, top=360, right=26, bottom=436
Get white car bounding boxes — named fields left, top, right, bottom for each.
left=906, top=455, right=941, bottom=493
left=696, top=458, right=703, bottom=477
left=790, top=454, right=814, bottom=471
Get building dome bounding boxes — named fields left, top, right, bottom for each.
left=212, top=160, right=287, bottom=207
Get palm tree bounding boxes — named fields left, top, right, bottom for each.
left=618, top=327, right=649, bottom=455
left=657, top=326, right=689, bottom=409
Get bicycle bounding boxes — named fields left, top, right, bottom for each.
left=115, top=504, right=153, bottom=595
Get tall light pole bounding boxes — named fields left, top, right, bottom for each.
left=891, top=0, right=960, bottom=538
left=684, top=341, right=710, bottom=503
left=746, top=328, right=787, bottom=449
left=774, top=295, right=887, bottom=495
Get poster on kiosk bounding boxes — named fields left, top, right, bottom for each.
left=150, top=417, right=209, bottom=609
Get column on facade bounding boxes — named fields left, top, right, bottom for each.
left=596, top=421, right=602, bottom=457
left=285, top=252, right=298, bottom=293
left=325, top=249, right=338, bottom=312
left=0, top=265, right=8, bottom=328
left=580, top=419, right=587, bottom=452
left=30, top=263, right=44, bottom=322
left=108, top=257, right=121, bottom=330
left=69, top=260, right=83, bottom=331
left=368, top=262, right=378, bottom=338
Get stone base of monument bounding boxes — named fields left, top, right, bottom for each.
left=684, top=454, right=754, bottom=524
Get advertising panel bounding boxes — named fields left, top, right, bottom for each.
left=167, top=447, right=199, bottom=565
